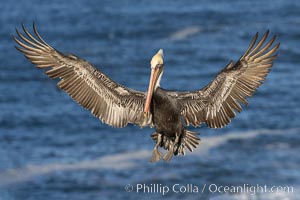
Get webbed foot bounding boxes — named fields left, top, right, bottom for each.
left=150, top=148, right=162, bottom=162
left=163, top=142, right=174, bottom=161
left=150, top=133, right=163, bottom=162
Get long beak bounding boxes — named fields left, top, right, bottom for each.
left=144, top=68, right=160, bottom=114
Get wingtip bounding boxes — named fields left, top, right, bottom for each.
left=15, top=26, right=22, bottom=36
left=14, top=45, right=19, bottom=50
left=22, top=23, right=30, bottom=34
left=266, top=29, right=270, bottom=34
left=21, top=22, right=29, bottom=35
left=32, top=21, right=37, bottom=31
left=274, top=42, right=281, bottom=52
left=272, top=42, right=280, bottom=51
left=262, top=30, right=269, bottom=39
left=12, top=35, right=17, bottom=42
left=21, top=22, right=25, bottom=29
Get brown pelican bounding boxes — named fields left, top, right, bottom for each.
left=14, top=24, right=279, bottom=162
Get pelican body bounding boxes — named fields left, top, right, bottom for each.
left=143, top=49, right=200, bottom=161
left=14, top=24, right=279, bottom=162
left=150, top=87, right=200, bottom=161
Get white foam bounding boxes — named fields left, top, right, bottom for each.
left=0, top=150, right=150, bottom=187
left=194, top=128, right=292, bottom=155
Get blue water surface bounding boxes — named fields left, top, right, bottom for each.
left=0, top=0, right=299, bottom=199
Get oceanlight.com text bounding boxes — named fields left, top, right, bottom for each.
left=124, top=183, right=294, bottom=196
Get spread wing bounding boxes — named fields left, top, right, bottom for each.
left=170, top=31, right=279, bottom=128
left=14, top=24, right=152, bottom=128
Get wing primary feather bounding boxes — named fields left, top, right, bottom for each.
left=32, top=23, right=51, bottom=47
left=254, top=43, right=280, bottom=62
left=247, top=30, right=269, bottom=58
left=22, top=24, right=49, bottom=49
left=14, top=45, right=38, bottom=56
left=14, top=36, right=44, bottom=53
left=15, top=28, right=44, bottom=50
left=241, top=32, right=258, bottom=58
left=251, top=36, right=276, bottom=58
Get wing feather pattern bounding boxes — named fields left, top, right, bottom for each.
left=14, top=24, right=152, bottom=128
left=173, top=31, right=279, bottom=128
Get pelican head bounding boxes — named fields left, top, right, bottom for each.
left=144, top=49, right=164, bottom=114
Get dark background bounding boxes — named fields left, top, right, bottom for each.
left=0, top=0, right=299, bottom=199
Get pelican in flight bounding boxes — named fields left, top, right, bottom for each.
left=14, top=24, right=279, bottom=162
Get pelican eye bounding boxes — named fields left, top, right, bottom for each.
left=156, top=64, right=163, bottom=69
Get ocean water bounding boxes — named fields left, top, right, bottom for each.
left=0, top=0, right=299, bottom=199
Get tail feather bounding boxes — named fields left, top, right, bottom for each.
left=151, top=129, right=200, bottom=156
left=180, top=130, right=199, bottom=153
left=184, top=130, right=200, bottom=149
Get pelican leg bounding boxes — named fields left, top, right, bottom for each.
left=150, top=133, right=162, bottom=162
